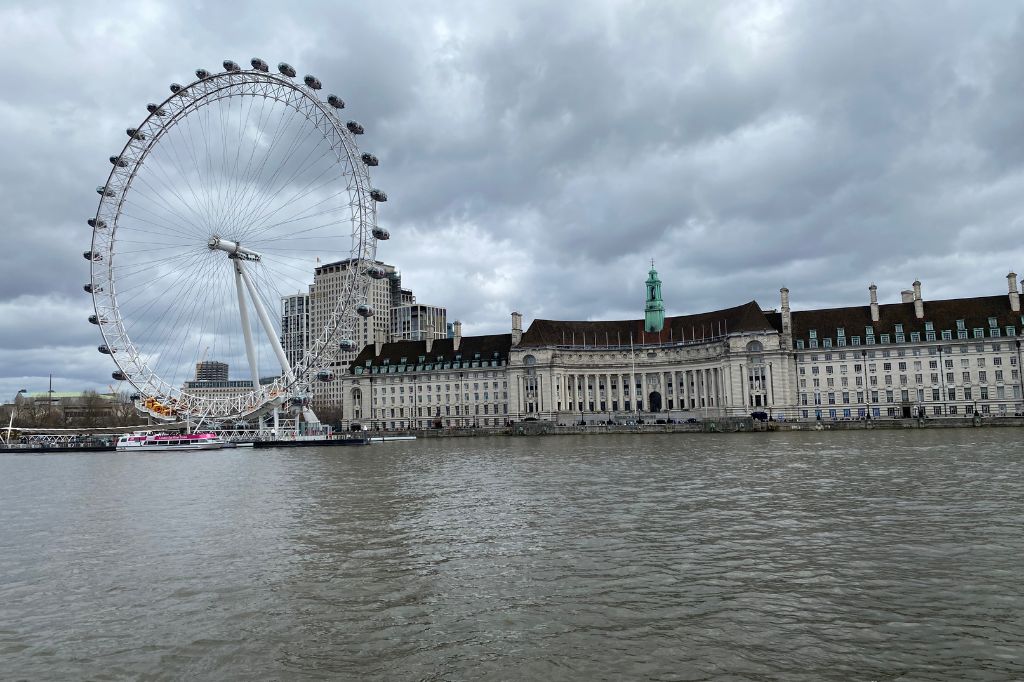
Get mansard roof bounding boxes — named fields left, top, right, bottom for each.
left=518, top=300, right=777, bottom=347
left=790, top=295, right=1022, bottom=342
left=348, top=333, right=513, bottom=372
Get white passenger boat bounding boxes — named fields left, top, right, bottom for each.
left=115, top=432, right=228, bottom=452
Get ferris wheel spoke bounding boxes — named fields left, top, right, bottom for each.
left=241, top=161, right=344, bottom=240
left=138, top=148, right=214, bottom=236
left=158, top=123, right=218, bottom=233
left=180, top=104, right=223, bottom=232
left=133, top=256, right=223, bottom=379
left=118, top=252, right=215, bottom=338
left=229, top=98, right=301, bottom=220
left=220, top=93, right=275, bottom=230
left=230, top=103, right=308, bottom=231
left=130, top=171, right=209, bottom=237
left=249, top=190, right=353, bottom=239
left=238, top=127, right=337, bottom=234
left=111, top=248, right=207, bottom=299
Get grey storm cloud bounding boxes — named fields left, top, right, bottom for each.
left=2, top=0, right=1024, bottom=397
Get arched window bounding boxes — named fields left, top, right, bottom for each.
left=746, top=340, right=764, bottom=353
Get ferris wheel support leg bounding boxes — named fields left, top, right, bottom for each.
left=233, top=261, right=261, bottom=390
left=236, top=260, right=294, bottom=384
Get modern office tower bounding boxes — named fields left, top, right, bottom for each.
left=391, top=304, right=448, bottom=341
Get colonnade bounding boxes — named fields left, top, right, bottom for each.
left=544, top=367, right=728, bottom=416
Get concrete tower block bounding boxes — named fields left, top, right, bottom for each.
left=1008, top=272, right=1020, bottom=313
left=913, top=280, right=924, bottom=320
left=869, top=284, right=879, bottom=323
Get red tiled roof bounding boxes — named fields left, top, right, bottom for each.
left=518, top=301, right=776, bottom=347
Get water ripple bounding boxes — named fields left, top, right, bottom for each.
left=1, top=429, right=1022, bottom=680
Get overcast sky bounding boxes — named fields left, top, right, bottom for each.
left=2, top=0, right=1024, bottom=397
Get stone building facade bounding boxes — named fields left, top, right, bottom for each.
left=335, top=267, right=1024, bottom=427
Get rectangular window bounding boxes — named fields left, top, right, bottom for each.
left=823, top=338, right=832, bottom=348
left=941, top=330, right=952, bottom=340
left=910, top=332, right=921, bottom=342
left=974, top=328, right=984, bottom=338
left=837, top=327, right=845, bottom=337
left=851, top=336, right=861, bottom=346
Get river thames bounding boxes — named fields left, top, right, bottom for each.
left=1, top=430, right=1021, bottom=680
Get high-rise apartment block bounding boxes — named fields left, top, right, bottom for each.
left=392, top=304, right=448, bottom=341
left=195, top=361, right=228, bottom=382
left=284, top=259, right=448, bottom=406
left=281, top=293, right=310, bottom=370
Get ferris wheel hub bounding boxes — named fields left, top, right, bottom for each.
left=208, top=236, right=261, bottom=261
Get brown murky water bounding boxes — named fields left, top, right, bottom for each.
left=1, top=430, right=1021, bottom=680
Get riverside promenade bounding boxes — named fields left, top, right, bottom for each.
left=374, top=414, right=1024, bottom=438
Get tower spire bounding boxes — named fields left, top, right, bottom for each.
left=644, top=263, right=665, bottom=333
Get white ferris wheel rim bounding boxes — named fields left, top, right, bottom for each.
left=88, top=62, right=380, bottom=421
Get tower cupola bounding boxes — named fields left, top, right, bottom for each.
left=644, top=262, right=665, bottom=333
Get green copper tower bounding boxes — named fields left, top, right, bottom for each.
left=644, top=262, right=665, bottom=332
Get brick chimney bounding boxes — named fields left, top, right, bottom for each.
left=1008, top=272, right=1020, bottom=313
left=869, top=284, right=879, bottom=323
left=453, top=320, right=462, bottom=351
left=374, top=327, right=385, bottom=356
left=512, top=311, right=523, bottom=346
left=424, top=322, right=434, bottom=354
left=913, top=280, right=924, bottom=320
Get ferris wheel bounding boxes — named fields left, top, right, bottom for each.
left=85, top=58, right=389, bottom=422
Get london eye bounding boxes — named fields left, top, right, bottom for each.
left=85, top=58, right=387, bottom=423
